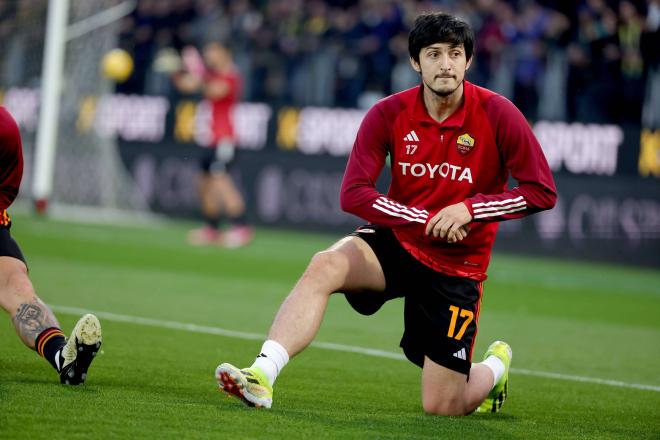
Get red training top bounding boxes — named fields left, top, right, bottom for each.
left=205, top=69, right=241, bottom=145
left=0, top=107, right=23, bottom=225
left=340, top=81, right=557, bottom=281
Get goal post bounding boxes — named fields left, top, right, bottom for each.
left=21, top=0, right=142, bottom=215
left=32, top=0, right=69, bottom=211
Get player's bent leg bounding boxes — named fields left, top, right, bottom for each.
left=216, top=235, right=386, bottom=407
left=421, top=356, right=494, bottom=416
left=421, top=357, right=470, bottom=416
left=267, top=235, right=386, bottom=356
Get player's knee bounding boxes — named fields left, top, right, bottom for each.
left=0, top=263, right=35, bottom=305
left=307, top=250, right=349, bottom=287
left=422, top=394, right=469, bottom=416
left=7, top=268, right=33, bottom=296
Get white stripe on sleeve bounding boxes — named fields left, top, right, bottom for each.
left=473, top=206, right=527, bottom=219
left=375, top=198, right=428, bottom=219
left=372, top=203, right=427, bottom=224
left=473, top=200, right=526, bottom=214
left=472, top=196, right=524, bottom=208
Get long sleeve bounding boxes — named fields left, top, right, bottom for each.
left=464, top=96, right=557, bottom=222
left=340, top=104, right=429, bottom=231
left=0, top=107, right=24, bottom=210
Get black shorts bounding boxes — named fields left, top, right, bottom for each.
left=199, top=141, right=237, bottom=174
left=346, top=225, right=482, bottom=376
left=0, top=222, right=26, bottom=264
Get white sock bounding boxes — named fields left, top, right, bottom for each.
left=481, top=355, right=505, bottom=389
left=250, top=339, right=289, bottom=385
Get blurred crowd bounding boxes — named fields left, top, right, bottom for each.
left=116, top=0, right=660, bottom=125
left=1, top=0, right=659, bottom=125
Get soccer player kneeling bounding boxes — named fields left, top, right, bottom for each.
left=216, top=12, right=556, bottom=415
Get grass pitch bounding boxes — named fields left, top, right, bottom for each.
left=1, top=214, right=659, bottom=439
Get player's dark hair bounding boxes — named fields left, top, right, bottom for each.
left=408, top=12, right=474, bottom=62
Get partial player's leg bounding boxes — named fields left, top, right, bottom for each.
left=199, top=173, right=221, bottom=222
left=0, top=256, right=60, bottom=348
left=268, top=235, right=385, bottom=354
left=0, top=256, right=102, bottom=384
left=421, top=357, right=493, bottom=415
left=211, top=141, right=252, bottom=248
left=188, top=148, right=222, bottom=245
left=401, top=273, right=512, bottom=415
left=188, top=173, right=221, bottom=245
left=212, top=173, right=253, bottom=248
left=216, top=233, right=387, bottom=408
left=212, top=173, right=245, bottom=220
left=0, top=227, right=102, bottom=385
left=421, top=341, right=512, bottom=415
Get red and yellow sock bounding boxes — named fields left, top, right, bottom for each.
left=35, top=327, right=66, bottom=371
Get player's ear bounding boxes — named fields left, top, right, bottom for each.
left=410, top=56, right=421, bottom=74
left=466, top=55, right=473, bottom=71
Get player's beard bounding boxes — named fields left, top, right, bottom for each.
left=426, top=77, right=463, bottom=98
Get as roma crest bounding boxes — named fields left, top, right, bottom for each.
left=456, top=133, right=475, bottom=155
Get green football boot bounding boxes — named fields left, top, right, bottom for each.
left=215, top=363, right=273, bottom=408
left=477, top=340, right=512, bottom=413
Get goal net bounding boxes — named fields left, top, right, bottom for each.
left=0, top=0, right=147, bottom=215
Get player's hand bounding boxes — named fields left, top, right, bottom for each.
left=448, top=224, right=471, bottom=243
left=425, top=202, right=473, bottom=243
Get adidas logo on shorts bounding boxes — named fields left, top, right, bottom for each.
left=452, top=348, right=467, bottom=360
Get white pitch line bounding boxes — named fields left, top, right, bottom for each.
left=51, top=305, right=660, bottom=393
left=511, top=369, right=660, bottom=392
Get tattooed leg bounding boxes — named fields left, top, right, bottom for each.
left=0, top=256, right=60, bottom=348
left=12, top=298, right=60, bottom=348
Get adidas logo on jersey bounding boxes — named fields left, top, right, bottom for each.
left=453, top=348, right=467, bottom=360
left=403, top=130, right=419, bottom=142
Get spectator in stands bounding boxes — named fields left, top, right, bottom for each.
left=641, top=0, right=660, bottom=127
left=618, top=1, right=645, bottom=122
